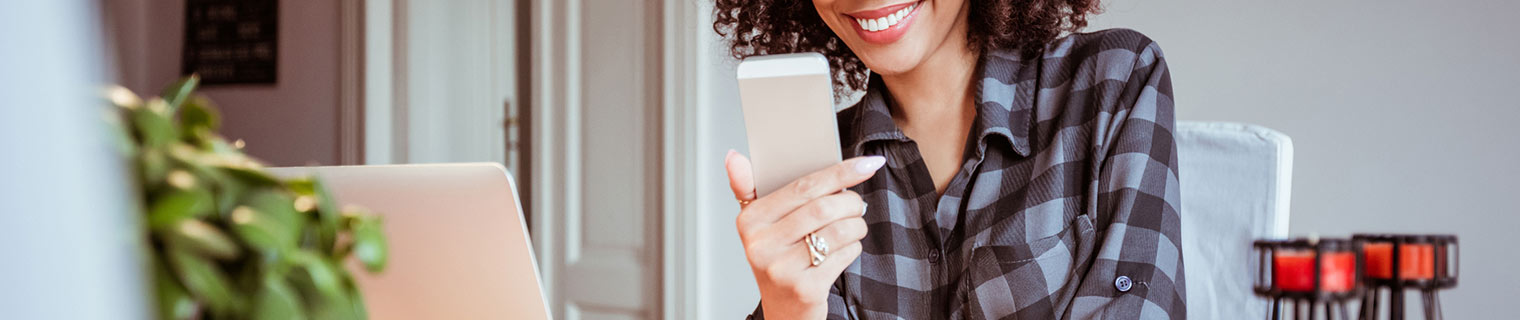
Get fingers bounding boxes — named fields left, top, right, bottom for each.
left=746, top=156, right=885, bottom=225
left=755, top=228, right=865, bottom=282
left=743, top=220, right=866, bottom=306
left=752, top=239, right=817, bottom=283
left=765, top=192, right=865, bottom=244
left=814, top=217, right=868, bottom=250
left=809, top=242, right=863, bottom=284
left=725, top=150, right=758, bottom=204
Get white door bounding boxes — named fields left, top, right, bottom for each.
left=364, top=0, right=517, bottom=170
left=527, top=0, right=664, bottom=318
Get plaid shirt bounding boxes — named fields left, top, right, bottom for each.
left=751, top=29, right=1184, bottom=319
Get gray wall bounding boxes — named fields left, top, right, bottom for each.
left=696, top=0, right=1519, bottom=318
left=1088, top=0, right=1520, bottom=316
left=103, top=0, right=343, bottom=166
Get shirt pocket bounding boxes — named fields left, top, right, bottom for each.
left=963, top=213, right=1096, bottom=320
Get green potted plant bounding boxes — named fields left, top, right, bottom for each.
left=107, top=76, right=389, bottom=320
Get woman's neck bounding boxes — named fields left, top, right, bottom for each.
left=879, top=28, right=978, bottom=131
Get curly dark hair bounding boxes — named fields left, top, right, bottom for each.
left=713, top=0, right=1100, bottom=94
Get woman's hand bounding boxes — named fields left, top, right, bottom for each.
left=725, top=150, right=884, bottom=319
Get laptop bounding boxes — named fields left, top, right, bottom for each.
left=268, top=163, right=551, bottom=320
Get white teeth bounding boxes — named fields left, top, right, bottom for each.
left=857, top=2, right=917, bottom=32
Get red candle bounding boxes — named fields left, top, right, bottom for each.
left=1274, top=250, right=1356, bottom=292
left=1363, top=243, right=1434, bottom=280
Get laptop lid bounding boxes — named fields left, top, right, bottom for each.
left=268, top=163, right=550, bottom=320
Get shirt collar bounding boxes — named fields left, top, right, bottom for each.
left=843, top=50, right=1035, bottom=157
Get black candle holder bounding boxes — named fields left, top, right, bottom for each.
left=1253, top=239, right=1364, bottom=320
left=1351, top=234, right=1458, bottom=320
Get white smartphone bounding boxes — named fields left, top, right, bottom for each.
left=736, top=53, right=843, bottom=197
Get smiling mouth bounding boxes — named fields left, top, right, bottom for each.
left=847, top=1, right=920, bottom=33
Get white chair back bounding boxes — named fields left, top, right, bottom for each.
left=1176, top=121, right=1294, bottom=319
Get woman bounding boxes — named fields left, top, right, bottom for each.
left=717, top=0, right=1183, bottom=318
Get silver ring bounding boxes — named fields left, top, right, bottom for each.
left=811, top=233, right=830, bottom=256
left=805, top=232, right=828, bottom=266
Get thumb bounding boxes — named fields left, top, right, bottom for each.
left=725, top=149, right=758, bottom=202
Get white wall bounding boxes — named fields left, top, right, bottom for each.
left=692, top=0, right=760, bottom=316
left=104, top=0, right=344, bottom=166
left=694, top=0, right=1520, bottom=318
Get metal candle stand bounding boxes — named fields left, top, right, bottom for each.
left=1351, top=234, right=1458, bottom=320
left=1254, top=239, right=1363, bottom=320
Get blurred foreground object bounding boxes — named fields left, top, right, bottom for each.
left=1, top=0, right=146, bottom=318
left=109, top=76, right=389, bottom=320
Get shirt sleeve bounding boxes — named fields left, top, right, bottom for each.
left=1065, top=38, right=1187, bottom=319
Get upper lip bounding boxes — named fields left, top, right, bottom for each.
left=844, top=1, right=917, bottom=19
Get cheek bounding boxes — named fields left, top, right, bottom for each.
left=935, top=0, right=964, bottom=31
left=812, top=0, right=847, bottom=39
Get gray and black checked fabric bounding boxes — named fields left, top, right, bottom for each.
left=749, top=29, right=1184, bottom=319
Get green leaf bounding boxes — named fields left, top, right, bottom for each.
left=167, top=248, right=239, bottom=315
left=179, top=96, right=222, bottom=147
left=167, top=220, right=241, bottom=260
left=133, top=101, right=178, bottom=148
left=209, top=138, right=241, bottom=155
left=352, top=215, right=387, bottom=272
left=148, top=189, right=215, bottom=230
left=154, top=259, right=199, bottom=320
left=160, top=75, right=200, bottom=112
left=287, top=178, right=331, bottom=251
left=310, top=179, right=342, bottom=219
left=139, top=150, right=170, bottom=187
left=245, top=190, right=304, bottom=234
left=344, top=274, right=369, bottom=320
left=252, top=274, right=306, bottom=320
left=216, top=178, right=246, bottom=216
left=104, top=85, right=144, bottom=109
left=288, top=251, right=361, bottom=320
left=224, top=165, right=281, bottom=187
left=309, top=178, right=342, bottom=250
left=230, top=206, right=298, bottom=254
left=308, top=291, right=362, bottom=320
left=285, top=178, right=315, bottom=195
left=287, top=251, right=345, bottom=300
left=179, top=96, right=220, bottom=132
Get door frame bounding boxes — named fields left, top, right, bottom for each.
left=659, top=0, right=702, bottom=318
left=339, top=0, right=364, bottom=165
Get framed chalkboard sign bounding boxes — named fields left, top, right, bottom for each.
left=182, top=0, right=278, bottom=85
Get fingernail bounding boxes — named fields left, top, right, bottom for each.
left=861, top=201, right=869, bottom=216
left=854, top=156, right=886, bottom=174
left=726, top=149, right=737, bottom=161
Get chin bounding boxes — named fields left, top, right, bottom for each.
left=853, top=43, right=930, bottom=76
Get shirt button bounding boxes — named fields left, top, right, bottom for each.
left=927, top=250, right=941, bottom=264
left=1114, top=276, right=1133, bottom=292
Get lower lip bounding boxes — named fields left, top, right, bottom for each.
left=849, top=2, right=921, bottom=45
